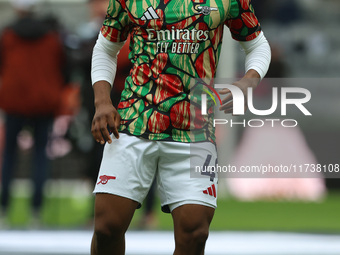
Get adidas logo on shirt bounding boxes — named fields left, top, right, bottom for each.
left=141, top=6, right=160, bottom=20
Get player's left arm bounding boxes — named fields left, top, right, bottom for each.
left=219, top=32, right=271, bottom=113
left=220, top=0, right=271, bottom=113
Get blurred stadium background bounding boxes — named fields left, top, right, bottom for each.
left=0, top=0, right=339, bottom=254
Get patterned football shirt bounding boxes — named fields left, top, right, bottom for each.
left=101, top=0, right=261, bottom=143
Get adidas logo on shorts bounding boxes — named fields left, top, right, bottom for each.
left=203, top=184, right=216, bottom=198
left=141, top=6, right=160, bottom=20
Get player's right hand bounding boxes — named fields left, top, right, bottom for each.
left=91, top=81, right=120, bottom=144
left=92, top=102, right=121, bottom=144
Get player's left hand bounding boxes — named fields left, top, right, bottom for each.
left=219, top=70, right=260, bottom=114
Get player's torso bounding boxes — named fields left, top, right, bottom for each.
left=118, top=0, right=235, bottom=142
left=119, top=0, right=235, bottom=107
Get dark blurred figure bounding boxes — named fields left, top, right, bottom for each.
left=0, top=0, right=68, bottom=225
left=71, top=0, right=131, bottom=181
left=68, top=0, right=132, bottom=223
left=67, top=0, right=158, bottom=229
left=266, top=45, right=287, bottom=78
left=251, top=0, right=274, bottom=21
left=275, top=0, right=302, bottom=25
left=254, top=43, right=288, bottom=97
left=68, top=0, right=113, bottom=173
left=252, top=0, right=302, bottom=24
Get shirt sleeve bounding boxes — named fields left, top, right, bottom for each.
left=101, top=0, right=131, bottom=42
left=225, top=0, right=261, bottom=42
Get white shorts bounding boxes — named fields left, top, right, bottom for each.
left=93, top=133, right=218, bottom=213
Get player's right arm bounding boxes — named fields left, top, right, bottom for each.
left=91, top=0, right=131, bottom=144
left=92, top=81, right=119, bottom=144
left=91, top=33, right=125, bottom=144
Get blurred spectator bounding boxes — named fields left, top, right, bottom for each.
left=70, top=0, right=159, bottom=228
left=67, top=0, right=133, bottom=222
left=67, top=0, right=109, bottom=161
left=265, top=44, right=288, bottom=78
left=67, top=0, right=108, bottom=184
left=0, top=0, right=69, bottom=225
left=251, top=0, right=275, bottom=21
left=252, top=0, right=302, bottom=25
left=274, top=0, right=302, bottom=25
left=254, top=44, right=288, bottom=97
left=0, top=113, right=4, bottom=177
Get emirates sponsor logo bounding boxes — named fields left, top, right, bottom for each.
left=146, top=27, right=209, bottom=54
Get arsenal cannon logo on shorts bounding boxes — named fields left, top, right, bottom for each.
left=97, top=175, right=116, bottom=185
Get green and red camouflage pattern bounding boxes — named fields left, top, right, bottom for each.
left=101, top=0, right=261, bottom=143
